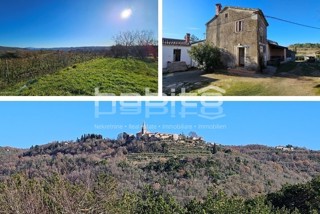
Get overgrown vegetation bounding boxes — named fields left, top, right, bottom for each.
left=276, top=61, right=320, bottom=77
left=276, top=61, right=297, bottom=73
left=1, top=171, right=319, bottom=213
left=188, top=42, right=222, bottom=72
left=0, top=58, right=157, bottom=95
left=0, top=49, right=105, bottom=89
left=1, top=135, right=320, bottom=211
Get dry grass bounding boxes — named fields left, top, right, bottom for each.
left=192, top=73, right=320, bottom=96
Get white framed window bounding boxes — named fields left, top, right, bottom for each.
left=235, top=21, right=243, bottom=32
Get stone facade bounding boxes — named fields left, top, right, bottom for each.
left=206, top=4, right=269, bottom=71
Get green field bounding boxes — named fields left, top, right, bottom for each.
left=0, top=57, right=158, bottom=96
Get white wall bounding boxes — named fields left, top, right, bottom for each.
left=163, top=45, right=192, bottom=68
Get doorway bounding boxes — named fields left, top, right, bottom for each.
left=238, top=47, right=245, bottom=66
left=173, top=49, right=181, bottom=62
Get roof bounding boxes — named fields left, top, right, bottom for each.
left=162, top=38, right=190, bottom=46
left=206, top=6, right=269, bottom=27
left=267, top=40, right=279, bottom=45
left=268, top=41, right=287, bottom=49
left=191, top=39, right=206, bottom=45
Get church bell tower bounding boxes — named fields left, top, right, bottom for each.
left=142, top=122, right=147, bottom=135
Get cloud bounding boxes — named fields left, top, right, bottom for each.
left=187, top=27, right=200, bottom=30
left=163, top=32, right=180, bottom=37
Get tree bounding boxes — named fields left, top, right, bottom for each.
left=190, top=34, right=200, bottom=43
left=136, top=30, right=158, bottom=59
left=210, top=143, right=218, bottom=154
left=188, top=42, right=222, bottom=72
left=113, top=31, right=136, bottom=58
left=266, top=176, right=320, bottom=213
left=112, top=30, right=157, bottom=59
left=188, top=131, right=198, bottom=138
left=135, top=186, right=185, bottom=214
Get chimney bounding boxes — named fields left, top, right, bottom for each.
left=216, top=3, right=222, bottom=15
left=185, top=33, right=191, bottom=43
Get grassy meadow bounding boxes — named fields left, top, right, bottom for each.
left=0, top=57, right=158, bottom=96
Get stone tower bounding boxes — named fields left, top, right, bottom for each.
left=141, top=122, right=147, bottom=135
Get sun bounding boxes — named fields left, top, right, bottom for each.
left=121, top=8, right=132, bottom=19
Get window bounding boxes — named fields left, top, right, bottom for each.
left=235, top=21, right=243, bottom=32
left=260, top=46, right=264, bottom=54
left=225, top=13, right=228, bottom=18
left=259, top=27, right=265, bottom=43
left=173, top=49, right=181, bottom=62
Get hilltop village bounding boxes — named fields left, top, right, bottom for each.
left=118, top=122, right=205, bottom=143
left=117, top=123, right=295, bottom=153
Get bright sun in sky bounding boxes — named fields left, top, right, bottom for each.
left=121, top=8, right=132, bottom=19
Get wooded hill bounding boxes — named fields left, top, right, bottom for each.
left=288, top=43, right=320, bottom=58
left=1, top=134, right=320, bottom=213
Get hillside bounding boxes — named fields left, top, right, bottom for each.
left=0, top=46, right=27, bottom=54
left=1, top=135, right=320, bottom=213
left=1, top=135, right=320, bottom=198
left=288, top=43, right=320, bottom=59
left=0, top=58, right=158, bottom=95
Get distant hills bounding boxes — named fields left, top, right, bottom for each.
left=0, top=46, right=27, bottom=53
left=1, top=134, right=320, bottom=213
left=0, top=45, right=111, bottom=52
left=288, top=43, right=320, bottom=58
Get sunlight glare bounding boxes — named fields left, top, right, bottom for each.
left=121, top=8, right=132, bottom=19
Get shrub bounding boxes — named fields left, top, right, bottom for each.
left=188, top=42, right=222, bottom=72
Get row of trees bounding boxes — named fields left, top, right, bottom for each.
left=111, top=30, right=158, bottom=59
left=289, top=43, right=320, bottom=49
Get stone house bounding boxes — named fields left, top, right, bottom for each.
left=206, top=4, right=268, bottom=70
left=206, top=3, right=288, bottom=71
left=275, top=146, right=294, bottom=152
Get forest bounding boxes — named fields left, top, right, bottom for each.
left=1, top=134, right=320, bottom=213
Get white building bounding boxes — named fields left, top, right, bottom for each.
left=162, top=33, right=193, bottom=70
left=275, top=146, right=294, bottom=152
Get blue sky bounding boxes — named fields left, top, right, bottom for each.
left=0, top=0, right=158, bottom=48
left=163, top=0, right=320, bottom=46
left=0, top=101, right=319, bottom=150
